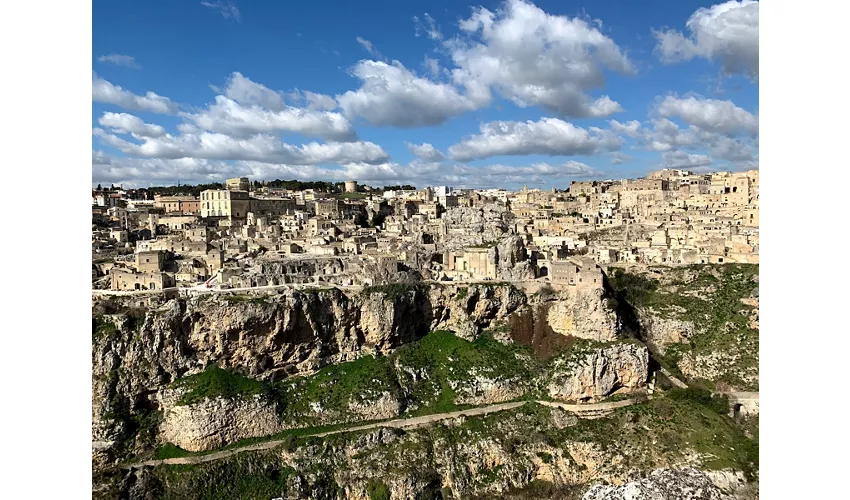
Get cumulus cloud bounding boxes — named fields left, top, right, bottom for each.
left=445, top=161, right=602, bottom=188
left=407, top=142, right=445, bottom=162
left=609, top=152, right=633, bottom=165
left=632, top=94, right=759, bottom=169
left=93, top=155, right=244, bottom=187
left=661, top=150, right=713, bottom=169
left=220, top=71, right=285, bottom=110
left=93, top=150, right=112, bottom=165
left=609, top=119, right=642, bottom=137
left=98, top=112, right=166, bottom=138
left=337, top=60, right=482, bottom=127
left=201, top=1, right=241, bottom=22
left=290, top=89, right=338, bottom=111
left=92, top=128, right=389, bottom=165
left=654, top=0, right=759, bottom=77
left=423, top=57, right=441, bottom=78
left=92, top=74, right=179, bottom=114
left=182, top=73, right=356, bottom=141
left=184, top=95, right=356, bottom=141
left=448, top=0, right=634, bottom=117
left=97, top=54, right=140, bottom=69
left=447, top=117, right=622, bottom=162
left=474, top=161, right=599, bottom=177
left=656, top=95, right=758, bottom=135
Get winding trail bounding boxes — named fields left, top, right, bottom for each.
left=122, top=398, right=638, bottom=470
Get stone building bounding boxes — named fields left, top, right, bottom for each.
left=443, top=247, right=497, bottom=280
left=154, top=195, right=200, bottom=215
left=110, top=269, right=175, bottom=291
left=200, top=189, right=250, bottom=219
left=226, top=177, right=250, bottom=192
left=549, top=257, right=603, bottom=289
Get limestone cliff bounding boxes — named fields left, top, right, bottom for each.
left=542, top=287, right=619, bottom=342
left=547, top=342, right=649, bottom=403
left=91, top=284, right=526, bottom=466
left=582, top=468, right=723, bottom=500
left=159, top=393, right=281, bottom=452
left=607, top=264, right=759, bottom=392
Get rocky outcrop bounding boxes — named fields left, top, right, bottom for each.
left=639, top=310, right=695, bottom=355
left=496, top=235, right=537, bottom=280
left=429, top=283, right=527, bottom=340
left=547, top=343, right=649, bottom=402
left=678, top=351, right=759, bottom=392
left=347, top=391, right=403, bottom=421
left=544, top=287, right=619, bottom=342
left=582, top=468, right=723, bottom=500
left=91, top=284, right=527, bottom=465
left=159, top=394, right=281, bottom=452
left=108, top=399, right=757, bottom=500
left=438, top=204, right=513, bottom=250
left=451, top=369, right=526, bottom=405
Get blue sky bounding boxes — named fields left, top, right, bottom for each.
left=92, top=0, right=759, bottom=189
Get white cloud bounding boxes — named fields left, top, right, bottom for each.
left=184, top=95, right=356, bottom=141
left=337, top=60, right=482, bottom=127
left=609, top=119, right=642, bottom=137
left=201, top=1, right=241, bottom=22
left=92, top=74, right=179, bottom=114
left=407, top=142, right=445, bottom=162
left=475, top=161, right=599, bottom=177
left=181, top=73, right=356, bottom=141
left=448, top=0, right=634, bottom=117
left=93, top=150, right=112, bottom=165
left=97, top=54, right=140, bottom=69
left=423, top=57, right=441, bottom=78
left=446, top=161, right=602, bottom=188
left=413, top=13, right=443, bottom=40
left=641, top=118, right=700, bottom=152
left=635, top=112, right=758, bottom=168
left=221, top=72, right=285, bottom=110
left=98, top=112, right=166, bottom=138
left=656, top=95, right=758, bottom=135
left=610, top=152, right=633, bottom=165
left=93, top=128, right=389, bottom=165
left=447, top=117, right=622, bottom=161
left=294, top=90, right=338, bottom=111
left=93, top=155, right=244, bottom=187
left=355, top=37, right=384, bottom=60
left=661, top=150, right=713, bottom=169
left=654, top=0, right=759, bottom=77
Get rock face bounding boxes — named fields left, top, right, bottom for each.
left=496, top=235, right=537, bottom=280
left=438, top=204, right=513, bottom=249
left=91, top=284, right=526, bottom=465
left=545, top=287, right=619, bottom=342
left=159, top=394, right=281, bottom=452
left=639, top=311, right=695, bottom=355
left=347, top=391, right=403, bottom=421
left=451, top=369, right=527, bottom=405
left=547, top=343, right=649, bottom=402
left=429, top=284, right=526, bottom=340
left=582, top=468, right=723, bottom=500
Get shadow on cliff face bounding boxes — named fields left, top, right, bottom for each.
left=601, top=272, right=662, bottom=377
left=508, top=303, right=575, bottom=361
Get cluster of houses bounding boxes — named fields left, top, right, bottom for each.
left=92, top=168, right=758, bottom=292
